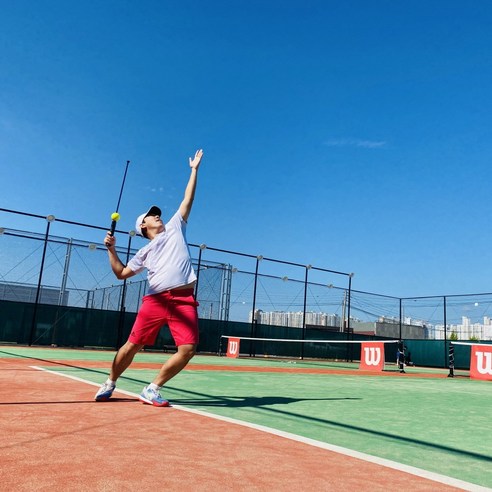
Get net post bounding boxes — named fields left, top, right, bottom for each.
left=447, top=342, right=455, bottom=378
left=397, top=340, right=406, bottom=373
left=218, top=335, right=223, bottom=357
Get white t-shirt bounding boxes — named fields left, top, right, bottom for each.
left=127, top=211, right=197, bottom=294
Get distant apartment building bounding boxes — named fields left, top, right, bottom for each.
left=248, top=310, right=492, bottom=341
left=433, top=316, right=492, bottom=340
left=250, top=309, right=341, bottom=329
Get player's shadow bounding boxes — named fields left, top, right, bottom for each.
left=172, top=395, right=360, bottom=407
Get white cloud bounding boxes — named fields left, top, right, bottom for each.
left=147, top=186, right=165, bottom=193
left=324, top=138, right=387, bottom=149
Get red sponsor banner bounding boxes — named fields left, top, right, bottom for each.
left=470, top=345, right=492, bottom=381
left=359, top=342, right=385, bottom=371
left=226, top=337, right=240, bottom=358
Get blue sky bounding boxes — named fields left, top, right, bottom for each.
left=1, top=1, right=492, bottom=298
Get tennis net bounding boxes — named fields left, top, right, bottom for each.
left=219, top=335, right=400, bottom=368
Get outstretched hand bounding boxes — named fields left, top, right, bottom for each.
left=189, top=149, right=204, bottom=170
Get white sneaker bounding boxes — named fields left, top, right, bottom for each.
left=94, top=382, right=115, bottom=401
left=139, top=386, right=170, bottom=407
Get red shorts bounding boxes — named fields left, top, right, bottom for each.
left=129, top=289, right=199, bottom=346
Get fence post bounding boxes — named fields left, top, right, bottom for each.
left=347, top=274, right=353, bottom=336
left=29, top=215, right=55, bottom=346
left=58, top=238, right=72, bottom=306
left=443, top=295, right=447, bottom=368
left=116, top=232, right=134, bottom=349
left=195, top=244, right=206, bottom=299
left=346, top=273, right=354, bottom=361
left=300, top=265, right=311, bottom=359
left=399, top=297, right=402, bottom=340
left=250, top=255, right=262, bottom=357
left=51, top=238, right=73, bottom=346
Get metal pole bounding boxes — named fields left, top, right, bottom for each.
left=250, top=256, right=262, bottom=357
left=195, top=244, right=206, bottom=299
left=137, top=280, right=144, bottom=311
left=301, top=265, right=310, bottom=359
left=346, top=274, right=353, bottom=361
left=443, top=296, right=447, bottom=368
left=51, top=238, right=73, bottom=346
left=340, top=291, right=346, bottom=332
left=58, top=238, right=72, bottom=306
left=29, top=215, right=54, bottom=346
left=347, top=274, right=352, bottom=336
left=220, top=264, right=232, bottom=322
left=117, top=233, right=134, bottom=349
left=399, top=298, right=402, bottom=340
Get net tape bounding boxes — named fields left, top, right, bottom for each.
left=221, top=335, right=399, bottom=344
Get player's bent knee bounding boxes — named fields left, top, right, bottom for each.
left=122, top=341, right=144, bottom=355
left=178, top=344, right=196, bottom=360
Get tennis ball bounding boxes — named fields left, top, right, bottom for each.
left=111, top=212, right=120, bottom=221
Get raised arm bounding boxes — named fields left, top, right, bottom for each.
left=104, top=232, right=137, bottom=280
left=179, top=149, right=204, bottom=222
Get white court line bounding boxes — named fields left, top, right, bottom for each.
left=451, top=342, right=492, bottom=347
left=31, top=365, right=490, bottom=492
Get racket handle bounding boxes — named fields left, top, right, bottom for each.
left=105, top=220, right=117, bottom=248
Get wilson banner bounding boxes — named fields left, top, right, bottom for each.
left=470, top=344, right=492, bottom=381
left=359, top=342, right=385, bottom=371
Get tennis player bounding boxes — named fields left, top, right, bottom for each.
left=95, top=149, right=204, bottom=406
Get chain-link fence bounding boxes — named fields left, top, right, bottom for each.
left=0, top=209, right=352, bottom=348
left=1, top=208, right=492, bottom=353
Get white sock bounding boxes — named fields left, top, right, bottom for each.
left=148, top=383, right=160, bottom=391
left=106, top=379, right=116, bottom=387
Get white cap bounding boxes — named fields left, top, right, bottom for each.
left=135, top=205, right=161, bottom=237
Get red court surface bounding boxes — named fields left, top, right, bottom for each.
left=0, top=358, right=474, bottom=491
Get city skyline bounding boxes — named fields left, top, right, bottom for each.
left=250, top=309, right=492, bottom=341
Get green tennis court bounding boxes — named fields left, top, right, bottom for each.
left=2, top=345, right=491, bottom=490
